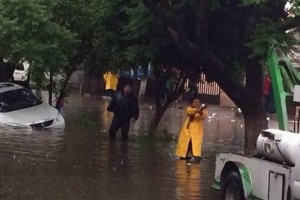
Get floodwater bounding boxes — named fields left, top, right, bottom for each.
left=0, top=95, right=244, bottom=200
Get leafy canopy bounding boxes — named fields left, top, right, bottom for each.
left=0, top=0, right=75, bottom=72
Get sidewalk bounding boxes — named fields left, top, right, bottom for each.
left=267, top=113, right=300, bottom=132
left=219, top=91, right=300, bottom=133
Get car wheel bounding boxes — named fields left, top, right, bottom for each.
left=222, top=171, right=245, bottom=200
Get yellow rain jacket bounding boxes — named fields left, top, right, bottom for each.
left=176, top=106, right=208, bottom=157
left=103, top=71, right=118, bottom=91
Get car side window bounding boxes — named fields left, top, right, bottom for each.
left=0, top=102, right=7, bottom=112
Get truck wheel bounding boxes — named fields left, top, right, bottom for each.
left=222, top=171, right=245, bottom=200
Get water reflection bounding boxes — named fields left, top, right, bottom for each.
left=0, top=128, right=64, bottom=165
left=176, top=160, right=201, bottom=200
left=131, top=103, right=185, bottom=134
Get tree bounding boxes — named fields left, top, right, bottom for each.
left=0, top=0, right=74, bottom=86
left=51, top=0, right=97, bottom=103
left=123, top=1, right=194, bottom=133
left=0, top=0, right=102, bottom=104
left=74, top=1, right=186, bottom=133
left=60, top=0, right=133, bottom=95
left=141, top=0, right=300, bottom=154
left=86, top=0, right=130, bottom=73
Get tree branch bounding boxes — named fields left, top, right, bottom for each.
left=141, top=0, right=246, bottom=107
left=279, top=15, right=300, bottom=31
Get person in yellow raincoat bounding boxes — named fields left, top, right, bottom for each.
left=103, top=71, right=119, bottom=97
left=176, top=96, right=208, bottom=163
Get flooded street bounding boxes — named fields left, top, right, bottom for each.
left=0, top=96, right=244, bottom=200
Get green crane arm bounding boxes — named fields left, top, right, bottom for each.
left=267, top=49, right=288, bottom=130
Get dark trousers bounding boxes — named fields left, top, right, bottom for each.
left=264, top=95, right=275, bottom=114
left=105, top=89, right=116, bottom=97
left=109, top=116, right=130, bottom=140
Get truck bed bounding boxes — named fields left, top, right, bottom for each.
left=214, top=153, right=293, bottom=200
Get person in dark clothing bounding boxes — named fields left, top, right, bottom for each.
left=107, top=84, right=139, bottom=140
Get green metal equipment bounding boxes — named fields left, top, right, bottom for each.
left=267, top=47, right=300, bottom=131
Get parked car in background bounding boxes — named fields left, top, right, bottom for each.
left=13, top=61, right=29, bottom=82
left=0, top=82, right=65, bottom=129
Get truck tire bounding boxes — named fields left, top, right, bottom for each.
left=222, top=171, right=245, bottom=200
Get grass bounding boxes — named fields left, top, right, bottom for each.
left=131, top=129, right=177, bottom=144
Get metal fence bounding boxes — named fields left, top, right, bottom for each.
left=185, top=73, right=220, bottom=104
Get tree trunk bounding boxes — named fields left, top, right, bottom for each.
left=243, top=60, right=268, bottom=155
left=243, top=111, right=267, bottom=155
left=48, top=71, right=53, bottom=105
left=148, top=77, right=169, bottom=134
left=24, top=73, right=30, bottom=89
left=149, top=69, right=187, bottom=134
left=0, top=62, right=15, bottom=82
left=56, top=66, right=75, bottom=107
left=35, top=83, right=42, bottom=100
left=148, top=104, right=169, bottom=134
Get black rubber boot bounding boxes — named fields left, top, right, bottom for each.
left=186, top=156, right=201, bottom=163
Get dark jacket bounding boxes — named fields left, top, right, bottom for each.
left=107, top=91, right=139, bottom=121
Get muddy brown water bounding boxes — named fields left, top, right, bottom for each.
left=0, top=96, right=244, bottom=200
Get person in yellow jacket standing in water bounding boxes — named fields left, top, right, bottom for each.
left=176, top=96, right=208, bottom=163
left=103, top=71, right=119, bottom=97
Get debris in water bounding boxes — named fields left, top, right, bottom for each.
left=211, top=112, right=217, bottom=117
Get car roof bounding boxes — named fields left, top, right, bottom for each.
left=0, top=82, right=23, bottom=93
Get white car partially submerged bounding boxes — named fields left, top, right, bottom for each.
left=0, top=82, right=65, bottom=129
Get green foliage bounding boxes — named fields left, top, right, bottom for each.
left=1, top=0, right=298, bottom=101
left=211, top=0, right=221, bottom=11
left=76, top=109, right=100, bottom=129
left=131, top=130, right=176, bottom=144
left=0, top=0, right=75, bottom=86
left=123, top=1, right=157, bottom=64
left=90, top=0, right=130, bottom=72
left=207, top=0, right=249, bottom=79
left=0, top=0, right=74, bottom=62
left=53, top=0, right=94, bottom=61
left=123, top=1, right=187, bottom=68
left=247, top=18, right=297, bottom=58
left=65, top=105, right=101, bottom=130
left=240, top=0, right=270, bottom=6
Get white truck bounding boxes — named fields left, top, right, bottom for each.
left=213, top=129, right=300, bottom=200
left=212, top=43, right=300, bottom=199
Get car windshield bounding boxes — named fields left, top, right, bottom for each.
left=0, top=88, right=42, bottom=113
